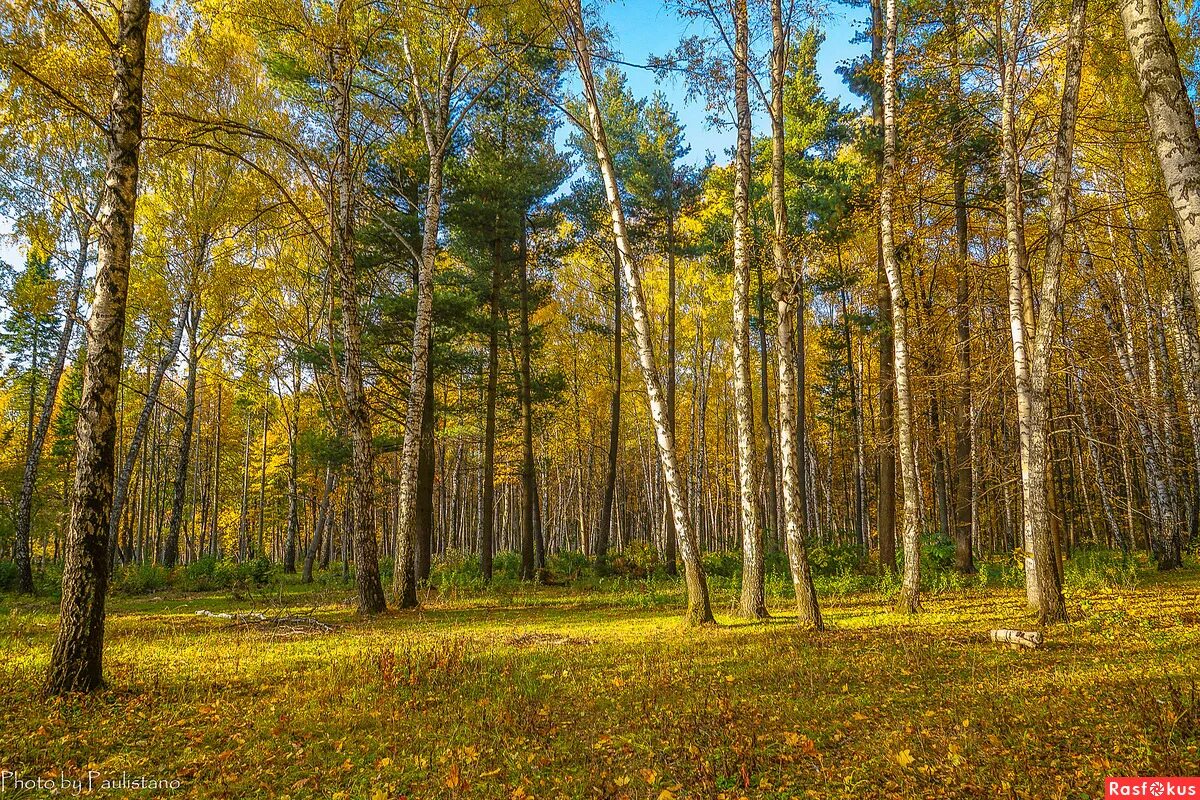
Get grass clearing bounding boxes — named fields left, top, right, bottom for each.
left=1, top=570, right=1198, bottom=799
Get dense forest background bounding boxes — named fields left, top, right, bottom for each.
left=3, top=0, right=1200, bottom=653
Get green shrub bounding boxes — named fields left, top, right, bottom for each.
left=429, top=548, right=487, bottom=592
left=701, top=550, right=742, bottom=579
left=974, top=556, right=1025, bottom=589
left=920, top=532, right=956, bottom=573
left=111, top=563, right=170, bottom=596
left=610, top=540, right=659, bottom=578
left=1064, top=547, right=1141, bottom=590
left=179, top=554, right=221, bottom=591
left=764, top=550, right=791, bottom=578
left=492, top=551, right=522, bottom=582
left=808, top=543, right=868, bottom=577
left=0, top=561, right=17, bottom=592
left=547, top=550, right=590, bottom=581
left=246, top=556, right=272, bottom=586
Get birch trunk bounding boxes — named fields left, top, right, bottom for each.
left=303, top=468, right=336, bottom=583
left=109, top=290, right=191, bottom=561
left=162, top=301, right=202, bottom=569
left=1073, top=370, right=1124, bottom=550
left=770, top=0, right=821, bottom=628
left=563, top=0, right=713, bottom=625
left=1000, top=0, right=1039, bottom=607
left=283, top=361, right=302, bottom=574
left=1100, top=275, right=1184, bottom=568
left=732, top=0, right=764, bottom=619
left=881, top=0, right=922, bottom=612
left=872, top=0, right=897, bottom=574
left=46, top=0, right=150, bottom=695
left=1016, top=0, right=1086, bottom=622
left=664, top=210, right=678, bottom=575
left=1120, top=0, right=1200, bottom=314
left=393, top=30, right=458, bottom=608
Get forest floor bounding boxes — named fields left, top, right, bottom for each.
left=1, top=570, right=1198, bottom=799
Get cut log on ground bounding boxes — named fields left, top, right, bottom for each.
left=989, top=629, right=1043, bottom=649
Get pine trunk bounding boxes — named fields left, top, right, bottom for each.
left=519, top=222, right=538, bottom=581
left=481, top=247, right=501, bottom=581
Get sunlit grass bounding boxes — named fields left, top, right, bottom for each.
left=1, top=567, right=1197, bottom=799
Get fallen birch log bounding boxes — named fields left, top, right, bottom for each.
left=196, top=610, right=266, bottom=622
left=195, top=609, right=333, bottom=634
left=989, top=629, right=1043, bottom=649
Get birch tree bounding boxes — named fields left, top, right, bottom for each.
left=880, top=0, right=921, bottom=612
left=731, top=0, right=764, bottom=620
left=770, top=0, right=822, bottom=629
left=39, top=0, right=153, bottom=694
left=557, top=0, right=713, bottom=626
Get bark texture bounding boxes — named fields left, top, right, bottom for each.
left=770, top=0, right=821, bottom=628
left=1120, top=0, right=1200, bottom=317
left=331, top=41, right=385, bottom=614
left=162, top=301, right=202, bottom=568
left=880, top=0, right=922, bottom=612
left=732, top=0, right=764, bottom=619
left=46, top=0, right=151, bottom=695
left=393, top=29, right=458, bottom=608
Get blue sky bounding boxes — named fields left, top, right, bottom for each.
left=596, top=0, right=870, bottom=165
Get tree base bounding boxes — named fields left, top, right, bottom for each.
left=733, top=603, right=769, bottom=621
left=45, top=661, right=105, bottom=697
left=683, top=603, right=716, bottom=627
left=896, top=590, right=922, bottom=614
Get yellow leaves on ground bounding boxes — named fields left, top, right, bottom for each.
left=446, top=762, right=463, bottom=790
left=892, top=748, right=915, bottom=768
left=782, top=731, right=818, bottom=758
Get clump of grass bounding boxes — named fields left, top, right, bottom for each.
left=1062, top=547, right=1143, bottom=590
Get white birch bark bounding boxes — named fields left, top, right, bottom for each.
left=732, top=0, right=764, bottom=620
left=771, top=0, right=821, bottom=628
left=561, top=0, right=713, bottom=625
left=881, top=0, right=922, bottom=612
